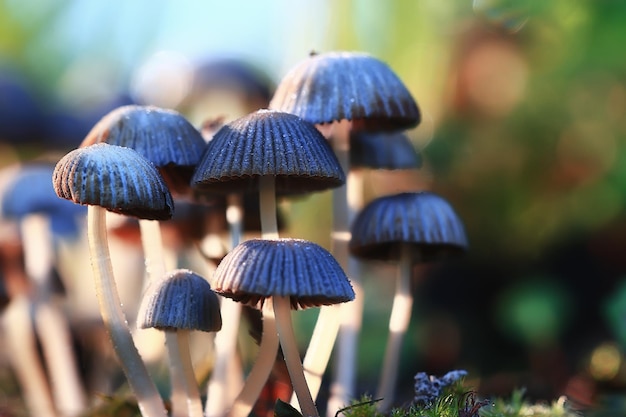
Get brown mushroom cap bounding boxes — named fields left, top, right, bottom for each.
left=53, top=143, right=174, bottom=221
left=213, top=238, right=354, bottom=310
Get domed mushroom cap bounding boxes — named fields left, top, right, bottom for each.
left=138, top=269, right=222, bottom=332
left=213, top=238, right=354, bottom=310
left=350, top=192, right=468, bottom=263
left=53, top=143, right=174, bottom=221
left=350, top=130, right=422, bottom=170
left=191, top=109, right=345, bottom=194
left=81, top=105, right=207, bottom=195
left=269, top=51, right=421, bottom=132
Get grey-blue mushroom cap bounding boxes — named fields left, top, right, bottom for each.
left=138, top=269, right=222, bottom=332
left=81, top=105, right=206, bottom=195
left=350, top=130, right=422, bottom=170
left=53, top=143, right=174, bottom=221
left=350, top=191, right=468, bottom=262
left=191, top=109, right=345, bottom=194
left=213, top=238, right=354, bottom=310
left=269, top=51, right=420, bottom=132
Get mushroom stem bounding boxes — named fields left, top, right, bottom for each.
left=206, top=194, right=244, bottom=417
left=138, top=219, right=192, bottom=417
left=259, top=175, right=279, bottom=240
left=291, top=304, right=340, bottom=408
left=172, top=330, right=204, bottom=417
left=228, top=304, right=279, bottom=417
left=2, top=295, right=57, bottom=417
left=376, top=244, right=414, bottom=411
left=273, top=295, right=319, bottom=417
left=87, top=206, right=167, bottom=417
left=21, top=214, right=87, bottom=416
left=325, top=119, right=363, bottom=415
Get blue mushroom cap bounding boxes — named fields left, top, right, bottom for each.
left=350, top=191, right=468, bottom=263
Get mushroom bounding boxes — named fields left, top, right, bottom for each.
left=349, top=191, right=468, bottom=411
left=213, top=238, right=354, bottom=417
left=80, top=104, right=207, bottom=416
left=2, top=163, right=87, bottom=417
left=349, top=130, right=422, bottom=171
left=138, top=268, right=222, bottom=417
left=191, top=109, right=344, bottom=417
left=269, top=51, right=421, bottom=409
left=53, top=142, right=173, bottom=417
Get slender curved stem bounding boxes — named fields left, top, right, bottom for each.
left=88, top=206, right=167, bottom=417
left=2, top=295, right=57, bottom=417
left=291, top=304, right=341, bottom=409
left=206, top=194, right=244, bottom=417
left=22, top=214, right=87, bottom=416
left=228, top=175, right=281, bottom=417
left=376, top=244, right=414, bottom=411
left=228, top=303, right=279, bottom=417
left=274, top=295, right=319, bottom=417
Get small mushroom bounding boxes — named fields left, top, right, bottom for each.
left=53, top=142, right=173, bottom=417
left=138, top=269, right=222, bottom=417
left=213, top=238, right=354, bottom=417
left=349, top=191, right=468, bottom=411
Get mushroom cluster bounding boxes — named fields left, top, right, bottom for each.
left=10, top=49, right=471, bottom=417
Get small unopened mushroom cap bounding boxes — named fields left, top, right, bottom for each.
left=350, top=130, right=422, bottom=170
left=191, top=109, right=345, bottom=194
left=270, top=51, right=421, bottom=132
left=53, top=143, right=174, bottom=220
left=81, top=105, right=207, bottom=195
left=138, top=269, right=222, bottom=332
left=213, top=238, right=354, bottom=310
left=350, top=192, right=468, bottom=263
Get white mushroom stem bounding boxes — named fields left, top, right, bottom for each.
left=21, top=214, right=87, bottom=417
left=376, top=244, right=414, bottom=411
left=259, top=175, right=279, bottom=240
left=273, top=295, right=319, bottom=417
left=88, top=206, right=167, bottom=417
left=228, top=175, right=281, bottom=417
left=206, top=194, right=244, bottom=417
left=309, top=120, right=363, bottom=416
left=228, top=304, right=279, bottom=417
left=167, top=330, right=203, bottom=417
left=2, top=295, right=57, bottom=417
left=139, top=219, right=196, bottom=417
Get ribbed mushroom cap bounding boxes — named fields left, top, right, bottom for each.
left=138, top=269, right=222, bottom=332
left=269, top=51, right=421, bottom=132
left=350, top=192, right=468, bottom=263
left=191, top=109, right=345, bottom=194
left=213, top=238, right=354, bottom=310
left=350, top=130, right=422, bottom=170
left=53, top=143, right=174, bottom=221
left=81, top=105, right=206, bottom=195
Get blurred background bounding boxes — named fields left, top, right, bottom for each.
left=1, top=0, right=626, bottom=415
